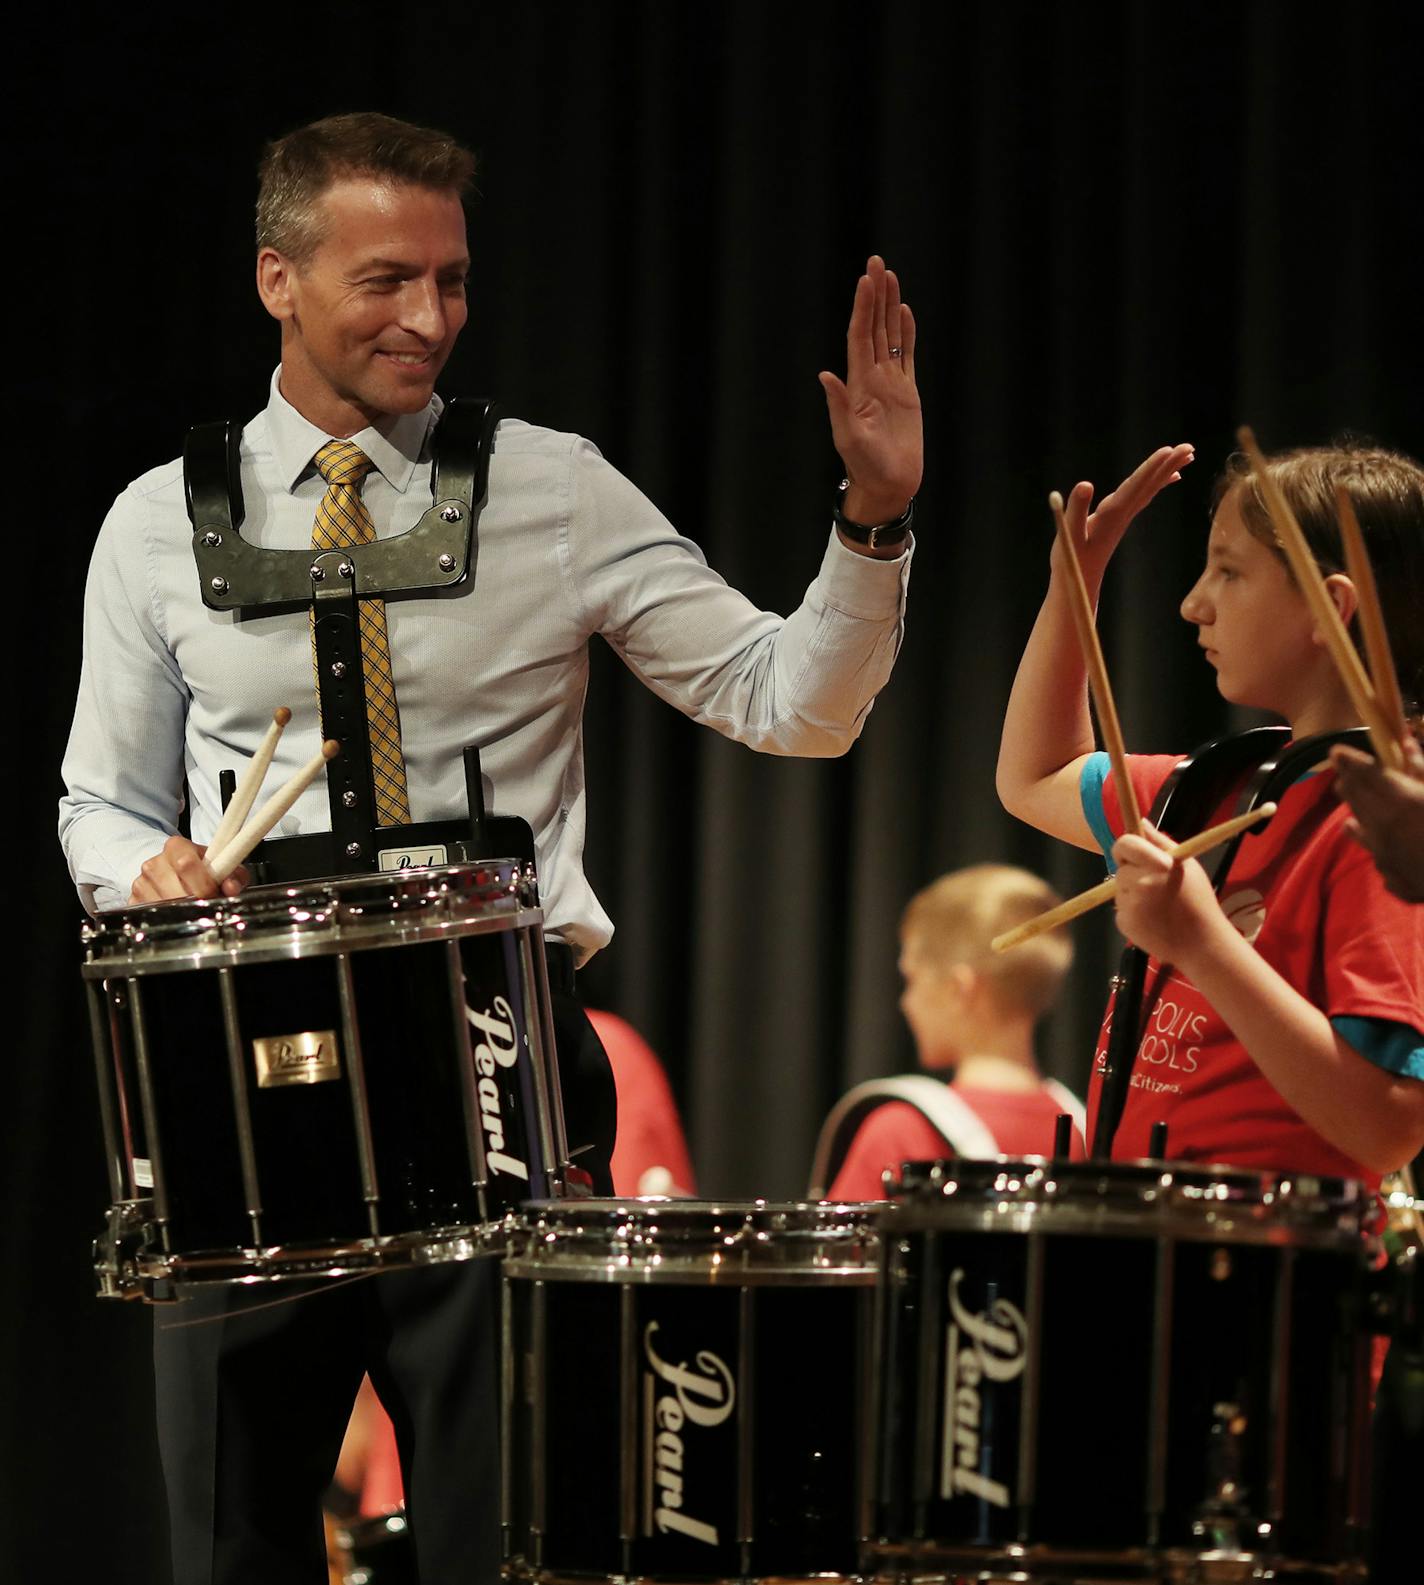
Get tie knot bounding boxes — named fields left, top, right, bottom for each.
left=315, top=440, right=375, bottom=487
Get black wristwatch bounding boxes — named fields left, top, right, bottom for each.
left=832, top=479, right=914, bottom=550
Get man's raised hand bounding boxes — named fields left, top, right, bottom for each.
left=819, top=256, right=923, bottom=538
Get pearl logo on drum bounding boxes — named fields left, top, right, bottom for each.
left=251, top=1029, right=342, bottom=1089
left=940, top=1268, right=1029, bottom=1508
left=642, top=1320, right=736, bottom=1547
left=466, top=994, right=527, bottom=1180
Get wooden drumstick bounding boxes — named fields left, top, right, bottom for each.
left=1051, top=491, right=1142, bottom=835
left=208, top=707, right=294, bottom=855
left=208, top=741, right=340, bottom=882
left=1336, top=486, right=1408, bottom=769
left=1236, top=428, right=1401, bottom=769
left=990, top=802, right=1277, bottom=953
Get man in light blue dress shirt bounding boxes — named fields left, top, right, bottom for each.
left=59, top=113, right=921, bottom=1585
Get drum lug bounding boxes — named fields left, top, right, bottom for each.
left=93, top=1199, right=168, bottom=1302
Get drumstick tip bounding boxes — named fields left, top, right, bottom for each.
left=1048, top=489, right=1065, bottom=513
left=321, top=739, right=341, bottom=761
left=274, top=706, right=292, bottom=727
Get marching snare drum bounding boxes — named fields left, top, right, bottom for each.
left=871, top=1159, right=1373, bottom=1584
left=84, top=861, right=569, bottom=1296
left=502, top=1199, right=880, bottom=1583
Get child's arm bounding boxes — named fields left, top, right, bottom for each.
left=997, top=445, right=1194, bottom=849
left=1113, top=824, right=1424, bottom=1173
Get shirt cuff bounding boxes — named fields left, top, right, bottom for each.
left=813, top=527, right=914, bottom=618
left=1333, top=1016, right=1424, bottom=1081
left=1079, top=751, right=1117, bottom=870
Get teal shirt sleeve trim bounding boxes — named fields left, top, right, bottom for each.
left=1079, top=751, right=1118, bottom=871
left=1333, top=1016, right=1424, bottom=1081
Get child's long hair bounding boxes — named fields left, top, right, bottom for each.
left=1215, top=441, right=1424, bottom=721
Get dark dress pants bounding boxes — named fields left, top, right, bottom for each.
left=155, top=985, right=614, bottom=1585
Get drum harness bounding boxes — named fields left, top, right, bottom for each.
left=183, top=397, right=540, bottom=887
left=1092, top=724, right=1372, bottom=1158
left=807, top=1074, right=1088, bottom=1197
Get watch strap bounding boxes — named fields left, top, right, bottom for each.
left=833, top=479, right=913, bottom=549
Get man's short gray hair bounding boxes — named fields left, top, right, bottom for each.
left=256, top=111, right=477, bottom=264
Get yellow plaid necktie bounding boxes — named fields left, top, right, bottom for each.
left=311, top=440, right=412, bottom=827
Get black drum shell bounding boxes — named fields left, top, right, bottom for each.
left=502, top=1198, right=878, bottom=1583
left=84, top=862, right=560, bottom=1287
left=872, top=1158, right=1372, bottom=1577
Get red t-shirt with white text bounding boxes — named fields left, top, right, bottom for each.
left=1085, top=754, right=1424, bottom=1186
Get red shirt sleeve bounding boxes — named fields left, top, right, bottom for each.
left=1099, top=754, right=1183, bottom=840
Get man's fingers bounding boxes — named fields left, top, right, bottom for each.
left=819, top=369, right=850, bottom=421
left=867, top=255, right=890, bottom=365
left=883, top=266, right=903, bottom=361
left=899, top=302, right=917, bottom=379
left=844, top=272, right=874, bottom=385
left=131, top=836, right=223, bottom=905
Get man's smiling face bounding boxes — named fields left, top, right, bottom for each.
left=259, top=175, right=470, bottom=435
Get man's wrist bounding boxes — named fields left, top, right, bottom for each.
left=834, top=479, right=913, bottom=556
left=841, top=483, right=911, bottom=525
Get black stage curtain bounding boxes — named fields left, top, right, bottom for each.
left=7, top=4, right=1421, bottom=1578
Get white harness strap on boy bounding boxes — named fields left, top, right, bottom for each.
left=807, top=1075, right=1001, bottom=1198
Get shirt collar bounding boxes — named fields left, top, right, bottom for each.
left=264, top=367, right=442, bottom=495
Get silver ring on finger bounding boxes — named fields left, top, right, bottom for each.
left=889, top=346, right=903, bottom=358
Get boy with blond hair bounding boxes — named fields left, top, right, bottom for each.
left=814, top=864, right=1084, bottom=1198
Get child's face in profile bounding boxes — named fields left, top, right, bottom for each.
left=1179, top=486, right=1321, bottom=720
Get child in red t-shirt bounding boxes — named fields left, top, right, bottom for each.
left=997, top=441, right=1424, bottom=1184
left=819, top=864, right=1086, bottom=1198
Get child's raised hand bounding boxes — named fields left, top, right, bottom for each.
left=1111, top=820, right=1223, bottom=964
left=1051, top=444, right=1195, bottom=587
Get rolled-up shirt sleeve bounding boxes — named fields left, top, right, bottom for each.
left=566, top=441, right=911, bottom=756
left=59, top=480, right=190, bottom=913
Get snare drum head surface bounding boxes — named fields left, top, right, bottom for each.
left=886, top=1155, right=1367, bottom=1246
left=81, top=859, right=539, bottom=974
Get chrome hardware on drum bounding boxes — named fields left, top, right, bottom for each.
left=870, top=1159, right=1373, bottom=1584
left=83, top=861, right=571, bottom=1297
left=331, top=1510, right=415, bottom=1585
left=502, top=1198, right=879, bottom=1583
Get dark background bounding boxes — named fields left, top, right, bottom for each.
left=6, top=2, right=1422, bottom=1577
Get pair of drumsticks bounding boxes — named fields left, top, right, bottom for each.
left=993, top=426, right=1406, bottom=954
left=205, top=708, right=340, bottom=882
